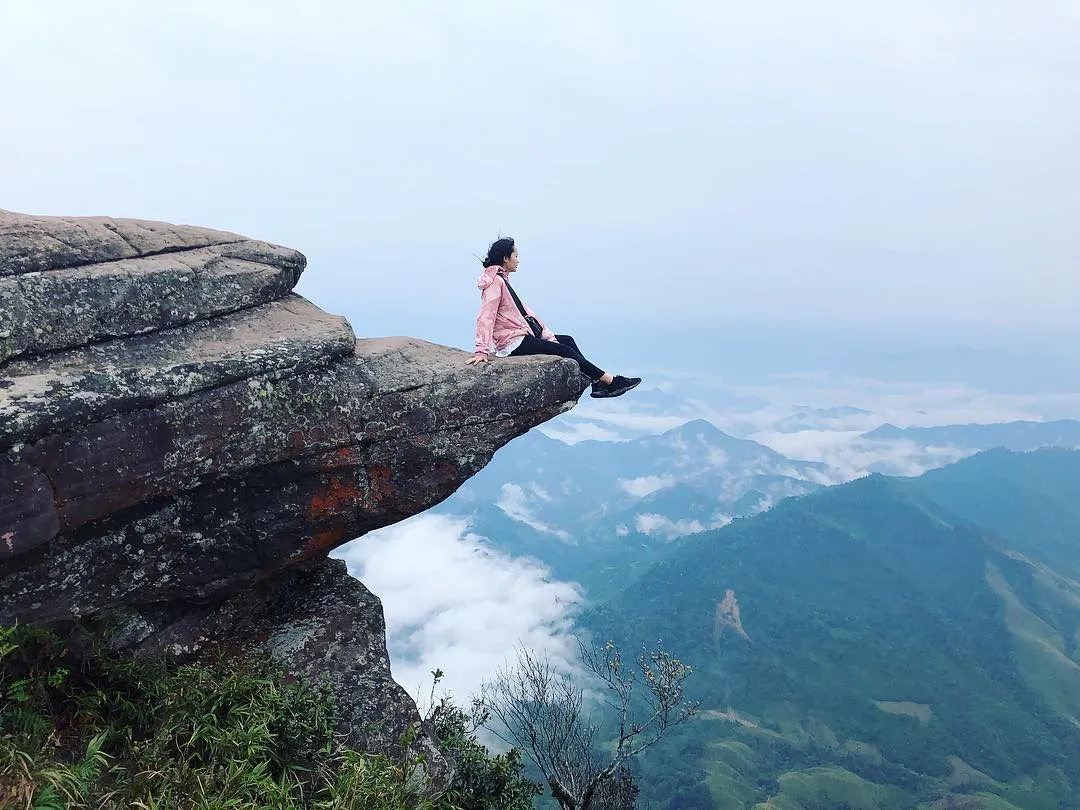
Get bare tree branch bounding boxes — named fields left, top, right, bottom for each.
left=480, top=638, right=698, bottom=810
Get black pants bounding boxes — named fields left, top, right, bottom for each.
left=510, top=334, right=605, bottom=383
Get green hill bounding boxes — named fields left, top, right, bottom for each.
left=584, top=449, right=1080, bottom=809
left=901, top=447, right=1080, bottom=578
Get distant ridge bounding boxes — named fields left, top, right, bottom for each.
left=862, top=418, right=1080, bottom=450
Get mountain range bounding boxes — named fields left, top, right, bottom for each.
left=863, top=419, right=1080, bottom=452
left=436, top=419, right=832, bottom=593
left=427, top=411, right=1080, bottom=806
left=582, top=448, right=1080, bottom=809
left=437, top=415, right=1080, bottom=574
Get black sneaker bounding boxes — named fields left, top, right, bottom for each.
left=589, top=380, right=611, bottom=398
left=591, top=375, right=641, bottom=398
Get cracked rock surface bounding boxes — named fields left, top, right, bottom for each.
left=0, top=210, right=587, bottom=792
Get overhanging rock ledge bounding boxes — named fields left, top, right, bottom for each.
left=0, top=210, right=588, bottom=790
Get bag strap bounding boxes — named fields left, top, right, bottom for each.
left=502, top=277, right=543, bottom=339
left=502, top=278, right=530, bottom=321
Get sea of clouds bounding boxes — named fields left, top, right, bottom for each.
left=332, top=514, right=582, bottom=709
left=338, top=372, right=1080, bottom=703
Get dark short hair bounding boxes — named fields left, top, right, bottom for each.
left=482, top=237, right=515, bottom=268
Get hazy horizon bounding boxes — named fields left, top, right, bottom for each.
left=4, top=1, right=1079, bottom=359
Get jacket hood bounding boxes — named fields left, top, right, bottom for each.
left=477, top=264, right=508, bottom=289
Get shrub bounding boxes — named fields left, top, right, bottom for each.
left=0, top=623, right=539, bottom=810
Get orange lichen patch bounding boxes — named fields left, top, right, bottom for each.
left=304, top=472, right=365, bottom=555
left=308, top=474, right=361, bottom=523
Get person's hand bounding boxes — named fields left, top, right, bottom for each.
left=465, top=352, right=491, bottom=366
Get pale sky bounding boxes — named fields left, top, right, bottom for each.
left=3, top=1, right=1079, bottom=361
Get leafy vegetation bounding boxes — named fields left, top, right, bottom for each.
left=0, top=623, right=539, bottom=810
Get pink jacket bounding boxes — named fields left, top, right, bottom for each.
left=474, top=265, right=556, bottom=355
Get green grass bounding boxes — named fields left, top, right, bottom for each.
left=985, top=563, right=1080, bottom=727
left=755, top=766, right=908, bottom=810
left=914, top=793, right=1024, bottom=810
left=702, top=741, right=762, bottom=809
left=0, top=623, right=538, bottom=810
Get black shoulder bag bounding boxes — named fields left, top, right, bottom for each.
left=503, top=279, right=545, bottom=339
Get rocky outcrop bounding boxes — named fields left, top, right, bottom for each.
left=103, top=557, right=449, bottom=775
left=0, top=213, right=306, bottom=365
left=0, top=211, right=587, bottom=789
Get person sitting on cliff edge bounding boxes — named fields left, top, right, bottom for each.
left=465, top=237, right=641, bottom=398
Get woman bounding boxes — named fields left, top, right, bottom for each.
left=465, top=237, right=641, bottom=398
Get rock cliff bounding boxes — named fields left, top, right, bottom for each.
left=0, top=210, right=587, bottom=788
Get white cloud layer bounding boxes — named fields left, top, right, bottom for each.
left=497, top=483, right=572, bottom=540
left=754, top=430, right=968, bottom=479
left=539, top=420, right=625, bottom=444
left=332, top=514, right=583, bottom=707
left=540, top=374, right=1080, bottom=477
left=633, top=513, right=706, bottom=540
left=619, top=475, right=675, bottom=497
